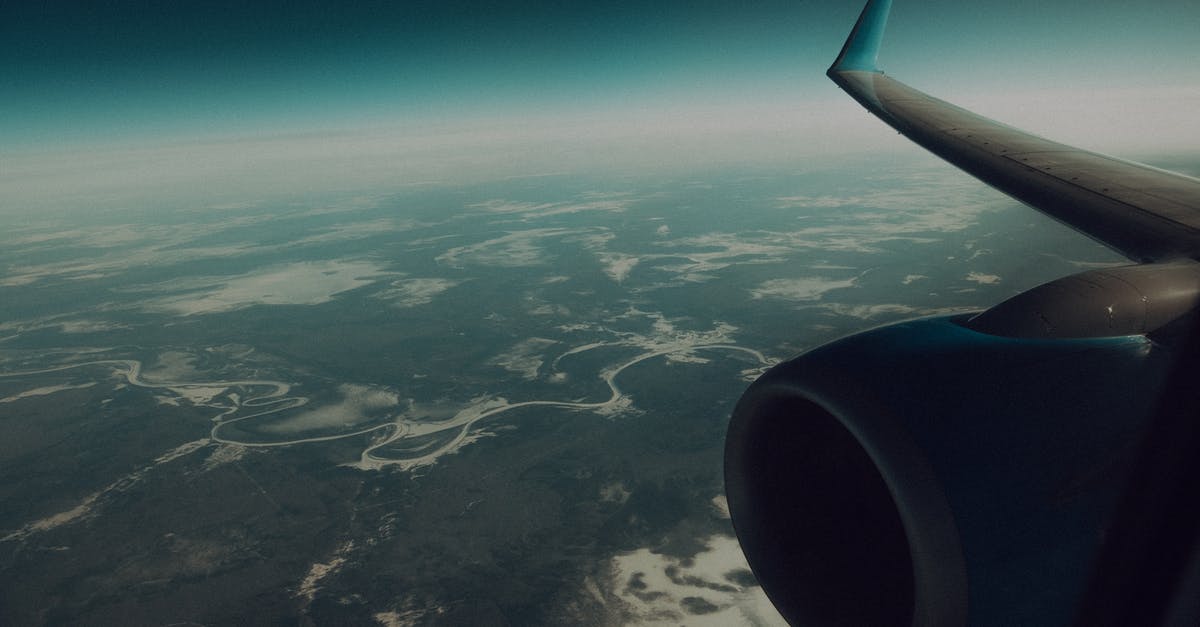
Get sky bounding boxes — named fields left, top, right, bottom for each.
left=2, top=0, right=1199, bottom=207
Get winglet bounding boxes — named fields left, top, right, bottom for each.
left=828, top=0, right=893, bottom=74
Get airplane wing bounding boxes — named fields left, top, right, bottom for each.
left=828, top=0, right=1200, bottom=263
left=724, top=2, right=1200, bottom=625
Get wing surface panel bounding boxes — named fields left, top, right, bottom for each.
left=828, top=7, right=1200, bottom=263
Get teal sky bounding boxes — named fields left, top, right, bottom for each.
left=1, top=0, right=1198, bottom=222
left=4, top=0, right=1197, bottom=151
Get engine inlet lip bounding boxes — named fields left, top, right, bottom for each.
left=725, top=363, right=968, bottom=627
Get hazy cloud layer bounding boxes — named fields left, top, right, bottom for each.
left=489, top=338, right=559, bottom=380
left=373, top=278, right=461, bottom=307
left=437, top=228, right=574, bottom=268
left=137, top=260, right=390, bottom=315
left=469, top=197, right=630, bottom=219
left=264, top=384, right=399, bottom=434
left=750, top=277, right=857, bottom=301
left=598, top=535, right=785, bottom=626
left=966, top=271, right=1002, bottom=285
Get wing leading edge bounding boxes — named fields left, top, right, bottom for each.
left=828, top=0, right=1200, bottom=263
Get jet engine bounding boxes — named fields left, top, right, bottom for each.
left=724, top=263, right=1200, bottom=626
left=737, top=0, right=1200, bottom=621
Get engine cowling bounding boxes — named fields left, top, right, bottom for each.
left=724, top=314, right=1174, bottom=626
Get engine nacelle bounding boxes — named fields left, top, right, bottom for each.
left=725, top=315, right=1173, bottom=626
